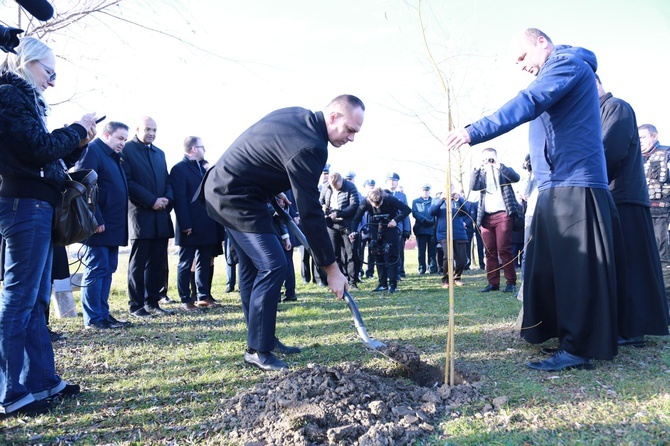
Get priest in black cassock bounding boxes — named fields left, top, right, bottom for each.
left=200, top=95, right=365, bottom=372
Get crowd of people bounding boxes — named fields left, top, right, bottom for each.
left=1, top=26, right=669, bottom=420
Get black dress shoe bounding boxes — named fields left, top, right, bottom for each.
left=0, top=399, right=53, bottom=419
left=479, top=284, right=499, bottom=293
left=243, top=351, right=288, bottom=371
left=130, top=308, right=153, bottom=318
left=144, top=305, right=175, bottom=316
left=372, top=286, right=388, bottom=292
left=85, top=320, right=110, bottom=330
left=272, top=337, right=301, bottom=355
left=348, top=282, right=359, bottom=290
left=107, top=315, right=131, bottom=327
left=618, top=336, right=645, bottom=347
left=527, top=350, right=594, bottom=371
left=388, top=286, right=397, bottom=294
left=502, top=284, right=517, bottom=293
left=51, top=383, right=81, bottom=400
left=224, top=286, right=234, bottom=293
left=282, top=295, right=298, bottom=303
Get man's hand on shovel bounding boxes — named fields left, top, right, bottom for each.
left=323, top=262, right=348, bottom=300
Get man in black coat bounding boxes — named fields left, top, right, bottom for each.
left=201, top=94, right=365, bottom=372
left=596, top=75, right=669, bottom=343
left=411, top=184, right=437, bottom=274
left=74, top=121, right=130, bottom=330
left=170, top=136, right=220, bottom=312
left=122, top=116, right=175, bottom=318
left=320, top=172, right=361, bottom=287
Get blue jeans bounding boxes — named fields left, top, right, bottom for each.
left=0, top=198, right=65, bottom=413
left=226, top=228, right=287, bottom=352
left=80, top=245, right=119, bottom=326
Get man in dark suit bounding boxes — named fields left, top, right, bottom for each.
left=122, top=116, right=175, bottom=318
left=319, top=172, right=361, bottom=288
left=170, top=136, right=221, bottom=312
left=74, top=121, right=131, bottom=329
left=201, top=94, right=365, bottom=372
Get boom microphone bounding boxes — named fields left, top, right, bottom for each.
left=15, top=0, right=54, bottom=21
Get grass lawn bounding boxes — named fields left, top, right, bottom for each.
left=1, top=249, right=668, bottom=445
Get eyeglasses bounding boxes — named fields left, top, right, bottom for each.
left=36, top=60, right=56, bottom=82
left=193, top=145, right=205, bottom=150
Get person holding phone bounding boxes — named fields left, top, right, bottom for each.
left=0, top=37, right=97, bottom=418
left=469, top=147, right=521, bottom=294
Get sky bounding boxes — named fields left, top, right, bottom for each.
left=2, top=0, right=670, bottom=200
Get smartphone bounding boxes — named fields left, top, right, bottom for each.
left=95, top=115, right=106, bottom=124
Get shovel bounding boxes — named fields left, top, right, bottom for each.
left=271, top=200, right=386, bottom=350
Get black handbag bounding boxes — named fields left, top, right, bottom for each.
left=52, top=166, right=99, bottom=246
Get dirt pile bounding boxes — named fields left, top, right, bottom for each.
left=219, top=361, right=480, bottom=445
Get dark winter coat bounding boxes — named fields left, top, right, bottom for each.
left=351, top=193, right=412, bottom=233
left=200, top=107, right=335, bottom=268
left=389, top=189, right=411, bottom=236
left=74, top=138, right=128, bottom=246
left=599, top=92, right=649, bottom=207
left=319, top=180, right=360, bottom=230
left=170, top=155, right=218, bottom=246
left=411, top=196, right=435, bottom=236
left=121, top=136, right=174, bottom=240
left=0, top=71, right=87, bottom=207
left=430, top=196, right=469, bottom=242
left=469, top=164, right=521, bottom=226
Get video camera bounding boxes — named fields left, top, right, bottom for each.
left=1, top=1, right=55, bottom=54
left=370, top=213, right=390, bottom=226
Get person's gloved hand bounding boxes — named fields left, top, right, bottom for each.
left=402, top=231, right=410, bottom=240
left=0, top=27, right=24, bottom=54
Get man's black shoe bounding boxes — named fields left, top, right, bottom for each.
left=502, top=284, right=517, bottom=293
left=243, top=350, right=288, bottom=372
left=527, top=350, right=594, bottom=371
left=144, top=305, right=175, bottom=316
left=618, top=336, right=645, bottom=347
left=51, top=383, right=81, bottom=400
left=0, top=399, right=52, bottom=419
left=348, top=282, right=359, bottom=290
left=85, top=320, right=110, bottom=330
left=389, top=286, right=397, bottom=294
left=282, top=295, right=298, bottom=303
left=372, top=286, right=388, bottom=292
left=48, top=327, right=65, bottom=342
left=130, top=308, right=153, bottom=318
left=224, top=286, right=234, bottom=293
left=106, top=315, right=131, bottom=328
left=159, top=296, right=174, bottom=304
left=272, top=337, right=301, bottom=355
left=540, top=347, right=558, bottom=355
left=316, top=281, right=327, bottom=287
left=479, top=284, right=499, bottom=293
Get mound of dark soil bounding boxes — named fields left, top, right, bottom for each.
left=219, top=361, right=480, bottom=445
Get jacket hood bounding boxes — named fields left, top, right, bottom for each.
left=552, top=44, right=598, bottom=73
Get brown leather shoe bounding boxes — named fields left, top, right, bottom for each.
left=181, top=302, right=199, bottom=311
left=196, top=297, right=221, bottom=308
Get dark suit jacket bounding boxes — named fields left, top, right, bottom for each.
left=390, top=189, right=411, bottom=235
left=121, top=136, right=174, bottom=240
left=201, top=107, right=335, bottom=267
left=74, top=138, right=128, bottom=246
left=170, top=155, right=218, bottom=246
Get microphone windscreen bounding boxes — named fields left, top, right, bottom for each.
left=15, top=0, right=54, bottom=21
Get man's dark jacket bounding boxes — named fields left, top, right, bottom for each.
left=469, top=164, right=521, bottom=226
left=412, top=196, right=435, bottom=236
left=170, top=155, right=218, bottom=246
left=74, top=138, right=128, bottom=246
left=200, top=107, right=335, bottom=267
left=319, top=180, right=360, bottom=230
left=599, top=92, right=649, bottom=207
left=121, top=136, right=174, bottom=240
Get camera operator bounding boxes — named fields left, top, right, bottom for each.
left=319, top=172, right=361, bottom=288
left=349, top=187, right=411, bottom=294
